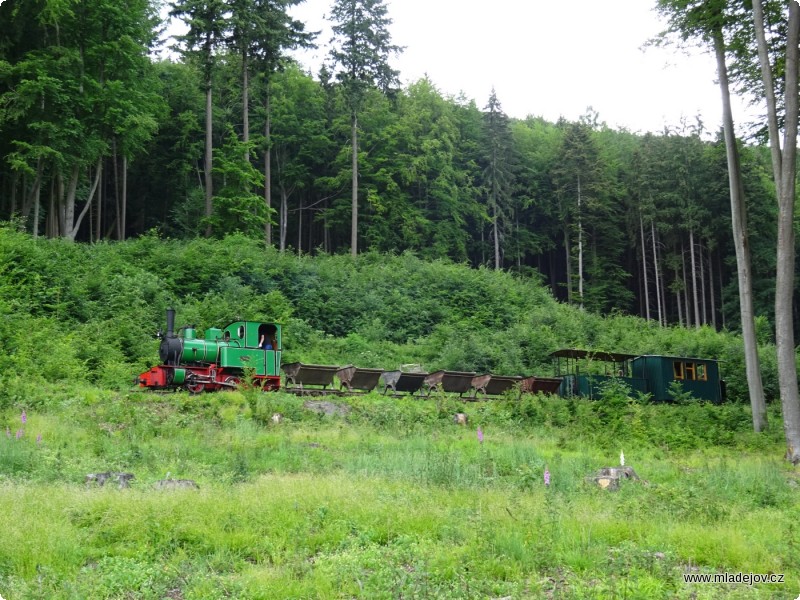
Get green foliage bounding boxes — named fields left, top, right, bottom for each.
left=328, top=0, right=402, bottom=111
left=0, top=226, right=779, bottom=405
left=209, top=126, right=268, bottom=237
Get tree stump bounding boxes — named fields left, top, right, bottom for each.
left=588, top=466, right=639, bottom=490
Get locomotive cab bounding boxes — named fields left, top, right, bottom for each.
left=218, top=320, right=282, bottom=378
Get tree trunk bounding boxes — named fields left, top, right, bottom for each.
left=718, top=253, right=726, bottom=329
left=563, top=224, right=572, bottom=304
left=280, top=184, right=288, bottom=252
left=640, top=213, right=650, bottom=321
left=492, top=195, right=500, bottom=270
left=577, top=176, right=584, bottom=307
left=675, top=267, right=683, bottom=328
left=47, top=175, right=56, bottom=237
left=708, top=247, right=716, bottom=330
left=264, top=92, right=272, bottom=246
left=752, top=0, right=800, bottom=459
left=689, top=228, right=700, bottom=328
left=31, top=158, right=43, bottom=240
left=63, top=164, right=80, bottom=239
left=57, top=170, right=65, bottom=235
left=323, top=204, right=329, bottom=253
left=204, top=83, right=213, bottom=237
left=297, top=197, right=303, bottom=256
left=699, top=242, right=707, bottom=325
left=651, top=221, right=663, bottom=326
left=95, top=160, right=102, bottom=241
left=242, top=52, right=249, bottom=161
left=351, top=112, right=358, bottom=257
left=65, top=160, right=102, bottom=241
left=121, top=155, right=127, bottom=241
left=479, top=225, right=484, bottom=265
left=515, top=204, right=521, bottom=272
left=682, top=243, right=690, bottom=326
left=113, top=140, right=121, bottom=240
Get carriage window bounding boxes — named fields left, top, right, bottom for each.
left=696, top=364, right=707, bottom=381
left=673, top=361, right=684, bottom=379
left=685, top=362, right=696, bottom=381
left=237, top=326, right=244, bottom=339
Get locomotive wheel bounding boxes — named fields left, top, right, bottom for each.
left=224, top=376, right=241, bottom=388
left=186, top=381, right=205, bottom=394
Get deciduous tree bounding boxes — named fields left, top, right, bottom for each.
left=653, top=0, right=768, bottom=432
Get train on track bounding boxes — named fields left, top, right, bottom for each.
left=136, top=309, right=282, bottom=393
left=137, top=310, right=725, bottom=403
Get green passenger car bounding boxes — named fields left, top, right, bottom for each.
left=630, top=355, right=724, bottom=404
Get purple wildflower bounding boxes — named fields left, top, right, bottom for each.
left=16, top=429, right=23, bottom=440
left=36, top=433, right=42, bottom=445
left=544, top=467, right=551, bottom=487
left=21, top=410, right=26, bottom=424
left=477, top=426, right=484, bottom=444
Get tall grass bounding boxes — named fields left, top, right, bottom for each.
left=0, top=386, right=798, bottom=599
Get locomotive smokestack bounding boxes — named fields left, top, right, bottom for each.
left=166, top=308, right=176, bottom=338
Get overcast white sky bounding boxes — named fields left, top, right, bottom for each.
left=288, top=0, right=759, bottom=134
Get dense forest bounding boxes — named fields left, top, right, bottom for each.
left=0, top=0, right=790, bottom=332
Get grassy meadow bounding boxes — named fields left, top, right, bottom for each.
left=1, top=386, right=798, bottom=599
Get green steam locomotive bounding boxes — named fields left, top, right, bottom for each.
left=137, top=309, right=282, bottom=392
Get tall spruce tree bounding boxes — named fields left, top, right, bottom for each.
left=552, top=120, right=605, bottom=308
left=328, top=0, right=401, bottom=257
left=481, top=89, right=514, bottom=270
left=170, top=0, right=229, bottom=237
left=227, top=0, right=314, bottom=246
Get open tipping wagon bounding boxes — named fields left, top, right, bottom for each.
left=380, top=370, right=429, bottom=395
left=282, top=362, right=340, bottom=395
left=470, top=374, right=523, bottom=398
left=423, top=370, right=477, bottom=397
left=520, top=375, right=562, bottom=395
left=336, top=365, right=384, bottom=393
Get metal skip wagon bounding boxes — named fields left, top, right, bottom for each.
left=380, top=370, right=429, bottom=395
left=335, top=365, right=384, bottom=393
left=281, top=362, right=340, bottom=395
left=422, top=370, right=477, bottom=397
